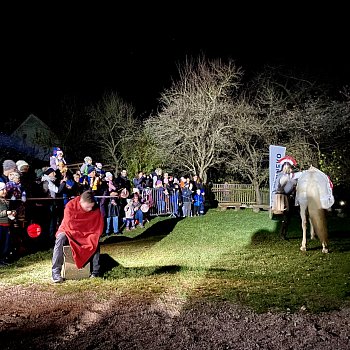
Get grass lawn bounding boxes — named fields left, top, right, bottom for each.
left=1, top=209, right=349, bottom=313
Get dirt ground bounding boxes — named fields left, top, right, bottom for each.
left=0, top=285, right=349, bottom=350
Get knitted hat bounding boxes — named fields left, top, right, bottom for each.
left=16, top=160, right=29, bottom=172
left=52, top=147, right=61, bottom=156
left=44, top=167, right=56, bottom=176
left=87, top=165, right=96, bottom=174
left=3, top=160, right=17, bottom=171
left=0, top=182, right=6, bottom=191
left=105, top=172, right=113, bottom=178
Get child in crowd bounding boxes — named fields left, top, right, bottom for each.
left=193, top=188, right=205, bottom=216
left=50, top=147, right=66, bottom=173
left=6, top=172, right=23, bottom=202
left=105, top=172, right=116, bottom=193
left=79, top=156, right=93, bottom=184
left=95, top=163, right=105, bottom=179
left=86, top=166, right=102, bottom=194
left=131, top=194, right=144, bottom=228
left=123, top=201, right=135, bottom=231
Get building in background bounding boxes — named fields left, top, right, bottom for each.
left=10, top=114, right=60, bottom=161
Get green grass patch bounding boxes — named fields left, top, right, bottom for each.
left=1, top=209, right=349, bottom=313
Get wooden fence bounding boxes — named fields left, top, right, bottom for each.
left=210, top=184, right=270, bottom=211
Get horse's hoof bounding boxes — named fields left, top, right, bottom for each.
left=300, top=247, right=306, bottom=252
left=322, top=248, right=329, bottom=254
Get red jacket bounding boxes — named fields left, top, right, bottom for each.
left=56, top=196, right=103, bottom=268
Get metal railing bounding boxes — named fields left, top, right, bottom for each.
left=140, top=188, right=181, bottom=217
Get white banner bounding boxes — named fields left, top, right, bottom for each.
left=269, top=145, right=286, bottom=207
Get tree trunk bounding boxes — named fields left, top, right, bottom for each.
left=254, top=181, right=262, bottom=205
left=199, top=170, right=207, bottom=184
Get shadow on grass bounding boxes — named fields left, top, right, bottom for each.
left=250, top=216, right=291, bottom=245
left=102, top=263, right=181, bottom=279
left=99, top=253, right=120, bottom=276
left=250, top=212, right=350, bottom=252
left=100, top=216, right=184, bottom=245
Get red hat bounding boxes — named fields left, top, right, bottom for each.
left=278, top=156, right=297, bottom=166
left=27, top=224, right=42, bottom=238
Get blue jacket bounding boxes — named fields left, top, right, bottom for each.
left=193, top=194, right=204, bottom=207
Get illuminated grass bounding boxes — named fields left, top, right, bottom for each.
left=0, top=209, right=349, bottom=313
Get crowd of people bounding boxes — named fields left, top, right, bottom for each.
left=0, top=148, right=207, bottom=267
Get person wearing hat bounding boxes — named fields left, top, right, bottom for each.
left=79, top=156, right=93, bottom=181
left=0, top=160, right=17, bottom=184
left=52, top=190, right=104, bottom=282
left=15, top=159, right=35, bottom=200
left=272, top=156, right=300, bottom=198
left=16, top=160, right=29, bottom=174
left=271, top=155, right=304, bottom=237
left=50, top=148, right=67, bottom=174
left=41, top=167, right=65, bottom=198
left=0, top=182, right=16, bottom=266
left=82, top=166, right=102, bottom=197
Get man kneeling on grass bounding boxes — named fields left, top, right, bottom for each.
left=52, top=190, right=104, bottom=283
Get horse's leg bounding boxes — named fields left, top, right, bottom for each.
left=321, top=241, right=329, bottom=253
left=310, top=218, right=315, bottom=239
left=300, top=205, right=307, bottom=251
left=317, top=209, right=329, bottom=253
left=308, top=199, right=329, bottom=253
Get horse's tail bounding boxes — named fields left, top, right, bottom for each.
left=307, top=178, right=328, bottom=246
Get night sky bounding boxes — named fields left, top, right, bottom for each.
left=3, top=5, right=349, bottom=122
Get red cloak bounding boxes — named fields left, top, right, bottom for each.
left=56, top=196, right=104, bottom=269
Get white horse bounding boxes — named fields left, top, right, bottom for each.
left=295, top=166, right=334, bottom=253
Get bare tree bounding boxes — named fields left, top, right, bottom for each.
left=225, top=69, right=334, bottom=202
left=145, top=57, right=243, bottom=183
left=225, top=91, right=282, bottom=204
left=87, top=92, right=138, bottom=173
